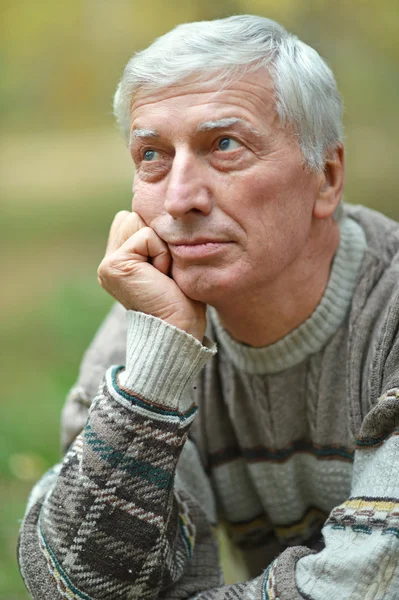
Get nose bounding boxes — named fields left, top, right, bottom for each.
left=164, top=150, right=212, bottom=218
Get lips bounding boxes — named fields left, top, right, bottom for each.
left=168, top=238, right=226, bottom=245
left=168, top=240, right=232, bottom=259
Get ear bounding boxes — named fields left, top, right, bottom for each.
left=313, top=145, right=345, bottom=220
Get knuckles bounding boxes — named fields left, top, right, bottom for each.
left=97, top=213, right=169, bottom=311
left=97, top=256, right=142, bottom=289
left=97, top=262, right=108, bottom=288
left=97, top=257, right=116, bottom=287
left=113, top=209, right=131, bottom=222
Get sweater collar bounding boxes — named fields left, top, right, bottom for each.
left=208, top=216, right=367, bottom=374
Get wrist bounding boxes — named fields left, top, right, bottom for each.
left=167, top=316, right=206, bottom=343
left=118, top=311, right=216, bottom=412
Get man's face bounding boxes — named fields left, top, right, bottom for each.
left=129, top=69, right=323, bottom=306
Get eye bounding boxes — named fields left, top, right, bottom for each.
left=217, top=137, right=241, bottom=151
left=143, top=149, right=160, bottom=161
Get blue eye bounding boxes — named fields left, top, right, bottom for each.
left=143, top=149, right=158, bottom=161
left=217, top=137, right=241, bottom=151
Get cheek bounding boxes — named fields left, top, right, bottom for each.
left=230, top=167, right=311, bottom=259
left=132, top=181, right=163, bottom=225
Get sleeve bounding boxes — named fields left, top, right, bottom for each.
left=17, top=309, right=294, bottom=600
left=255, top=311, right=399, bottom=600
left=287, top=387, right=399, bottom=600
left=182, top=389, right=399, bottom=600
left=278, top=310, right=399, bottom=600
left=18, top=310, right=224, bottom=599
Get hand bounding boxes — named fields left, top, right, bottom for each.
left=97, top=211, right=206, bottom=341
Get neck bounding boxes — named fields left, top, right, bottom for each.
left=214, top=219, right=340, bottom=347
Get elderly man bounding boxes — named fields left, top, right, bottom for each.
left=19, top=14, right=399, bottom=600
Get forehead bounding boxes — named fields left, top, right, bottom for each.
left=129, top=69, right=279, bottom=134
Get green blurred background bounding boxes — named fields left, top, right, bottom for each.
left=1, top=0, right=398, bottom=597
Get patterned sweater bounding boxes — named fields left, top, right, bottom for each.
left=18, top=205, right=399, bottom=599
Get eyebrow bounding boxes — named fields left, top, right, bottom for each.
left=196, top=117, right=261, bottom=137
left=131, top=128, right=158, bottom=140
left=130, top=117, right=261, bottom=145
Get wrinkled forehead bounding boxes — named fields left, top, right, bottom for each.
left=129, top=68, right=279, bottom=133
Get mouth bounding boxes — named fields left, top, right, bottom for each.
left=168, top=240, right=233, bottom=260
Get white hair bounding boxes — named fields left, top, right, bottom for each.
left=113, top=14, right=344, bottom=173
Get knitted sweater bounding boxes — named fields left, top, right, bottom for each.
left=18, top=205, right=399, bottom=599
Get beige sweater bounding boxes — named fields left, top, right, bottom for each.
left=19, top=205, right=399, bottom=599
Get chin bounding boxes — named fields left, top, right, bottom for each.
left=172, top=265, right=232, bottom=305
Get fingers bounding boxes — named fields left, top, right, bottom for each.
left=118, top=227, right=171, bottom=275
left=103, top=211, right=171, bottom=276
left=98, top=214, right=206, bottom=340
left=105, top=211, right=146, bottom=256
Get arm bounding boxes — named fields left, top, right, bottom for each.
left=18, top=312, right=221, bottom=599
left=291, top=387, right=399, bottom=600
left=17, top=213, right=276, bottom=599
left=19, top=312, right=275, bottom=600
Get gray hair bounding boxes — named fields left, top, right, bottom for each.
left=113, top=14, right=343, bottom=173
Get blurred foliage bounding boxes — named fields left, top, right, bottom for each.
left=1, top=0, right=398, bottom=596
left=1, top=0, right=399, bottom=133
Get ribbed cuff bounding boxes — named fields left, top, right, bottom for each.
left=273, top=547, right=315, bottom=600
left=118, top=311, right=217, bottom=413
